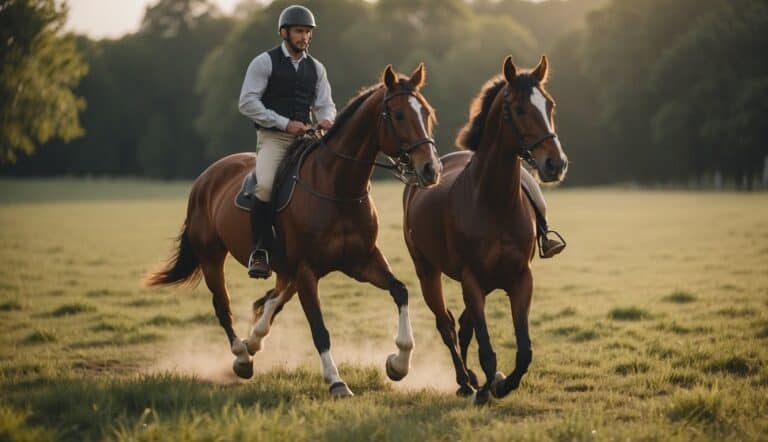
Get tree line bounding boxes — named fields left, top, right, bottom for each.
left=2, top=0, right=766, bottom=188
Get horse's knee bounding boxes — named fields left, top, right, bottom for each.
left=458, top=318, right=473, bottom=346
left=311, top=327, right=331, bottom=353
left=436, top=315, right=457, bottom=346
left=212, top=300, right=232, bottom=327
left=479, top=347, right=497, bottom=367
left=388, top=277, right=408, bottom=306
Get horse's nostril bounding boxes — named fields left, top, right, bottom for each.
left=422, top=163, right=436, bottom=182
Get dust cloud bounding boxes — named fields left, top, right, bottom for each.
left=147, top=304, right=458, bottom=392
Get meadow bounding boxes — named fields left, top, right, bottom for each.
left=0, top=178, right=766, bottom=441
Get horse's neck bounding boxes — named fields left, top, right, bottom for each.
left=312, top=105, right=379, bottom=197
left=467, top=117, right=523, bottom=217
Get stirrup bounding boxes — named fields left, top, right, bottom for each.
left=248, top=249, right=272, bottom=278
left=538, top=229, right=566, bottom=258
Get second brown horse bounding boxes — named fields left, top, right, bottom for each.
left=146, top=64, right=441, bottom=397
left=403, top=56, right=568, bottom=405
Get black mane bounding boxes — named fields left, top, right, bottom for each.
left=456, top=73, right=540, bottom=151
left=322, top=84, right=382, bottom=142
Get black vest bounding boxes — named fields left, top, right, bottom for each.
left=258, top=46, right=318, bottom=129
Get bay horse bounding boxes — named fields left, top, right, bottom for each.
left=402, top=56, right=568, bottom=405
left=146, top=64, right=442, bottom=397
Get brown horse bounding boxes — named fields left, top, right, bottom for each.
left=402, top=56, right=568, bottom=405
left=146, top=64, right=442, bottom=397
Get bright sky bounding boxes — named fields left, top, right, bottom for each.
left=63, top=0, right=249, bottom=38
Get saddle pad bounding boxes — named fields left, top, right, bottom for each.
left=234, top=138, right=317, bottom=213
left=234, top=170, right=259, bottom=211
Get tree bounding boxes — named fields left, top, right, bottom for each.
left=0, top=0, right=87, bottom=163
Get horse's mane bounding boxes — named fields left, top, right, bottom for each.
left=322, top=84, right=382, bottom=142
left=456, top=73, right=540, bottom=151
left=323, top=77, right=436, bottom=142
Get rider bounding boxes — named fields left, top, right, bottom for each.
left=520, top=169, right=566, bottom=258
left=239, top=5, right=336, bottom=278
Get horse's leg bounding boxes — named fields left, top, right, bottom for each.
left=457, top=309, right=480, bottom=389
left=296, top=264, right=353, bottom=397
left=491, top=269, right=534, bottom=399
left=461, top=271, right=496, bottom=405
left=244, top=274, right=296, bottom=355
left=418, top=268, right=476, bottom=396
left=199, top=255, right=253, bottom=379
left=350, top=247, right=413, bottom=381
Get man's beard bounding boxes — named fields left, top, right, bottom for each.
left=285, top=37, right=308, bottom=54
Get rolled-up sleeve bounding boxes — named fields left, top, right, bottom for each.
left=312, top=59, right=337, bottom=122
left=239, top=53, right=290, bottom=131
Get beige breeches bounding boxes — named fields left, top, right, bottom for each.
left=520, top=167, right=547, bottom=219
left=252, top=129, right=297, bottom=202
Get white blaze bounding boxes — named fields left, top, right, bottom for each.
left=530, top=87, right=564, bottom=155
left=408, top=96, right=440, bottom=168
left=408, top=96, right=429, bottom=139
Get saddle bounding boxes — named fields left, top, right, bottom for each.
left=234, top=135, right=320, bottom=213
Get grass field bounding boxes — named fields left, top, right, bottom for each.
left=0, top=178, right=766, bottom=441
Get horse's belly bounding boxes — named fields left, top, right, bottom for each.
left=283, top=217, right=376, bottom=275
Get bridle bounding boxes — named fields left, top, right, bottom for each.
left=321, top=88, right=436, bottom=185
left=501, top=86, right=558, bottom=169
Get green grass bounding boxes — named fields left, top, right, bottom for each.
left=608, top=306, right=651, bottom=321
left=1, top=179, right=767, bottom=441
left=663, top=290, right=697, bottom=304
left=49, top=303, right=97, bottom=317
left=0, top=300, right=22, bottom=311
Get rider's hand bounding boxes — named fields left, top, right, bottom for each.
left=286, top=120, right=309, bottom=136
left=317, top=119, right=333, bottom=130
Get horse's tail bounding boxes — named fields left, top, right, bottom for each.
left=143, top=222, right=202, bottom=288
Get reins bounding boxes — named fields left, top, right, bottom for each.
left=317, top=88, right=435, bottom=186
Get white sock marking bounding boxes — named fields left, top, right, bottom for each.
left=320, top=350, right=343, bottom=385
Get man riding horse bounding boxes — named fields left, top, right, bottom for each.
left=239, top=5, right=565, bottom=273
left=238, top=5, right=336, bottom=278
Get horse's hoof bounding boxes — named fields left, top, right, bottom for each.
left=490, top=371, right=506, bottom=398
left=385, top=354, right=407, bottom=381
left=456, top=384, right=475, bottom=397
left=232, top=358, right=254, bottom=379
left=467, top=369, right=480, bottom=389
left=473, top=389, right=491, bottom=406
left=329, top=381, right=354, bottom=398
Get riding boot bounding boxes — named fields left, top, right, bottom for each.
left=248, top=199, right=272, bottom=279
left=536, top=217, right=566, bottom=259
left=530, top=205, right=566, bottom=259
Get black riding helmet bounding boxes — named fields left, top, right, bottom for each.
left=278, top=5, right=316, bottom=32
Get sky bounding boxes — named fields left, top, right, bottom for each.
left=63, top=0, right=249, bottom=39
left=64, top=0, right=539, bottom=39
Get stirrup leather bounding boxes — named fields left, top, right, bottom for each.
left=537, top=229, right=566, bottom=258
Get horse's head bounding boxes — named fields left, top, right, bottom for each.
left=500, top=55, right=568, bottom=183
left=377, top=64, right=442, bottom=188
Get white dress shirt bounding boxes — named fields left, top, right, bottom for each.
left=238, top=42, right=336, bottom=131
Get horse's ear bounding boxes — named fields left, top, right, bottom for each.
left=503, top=56, right=517, bottom=84
left=383, top=65, right=397, bottom=90
left=409, top=62, right=426, bottom=89
left=533, top=55, right=549, bottom=84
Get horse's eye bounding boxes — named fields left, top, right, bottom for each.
left=515, top=106, right=526, bottom=116
left=394, top=111, right=405, bottom=121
